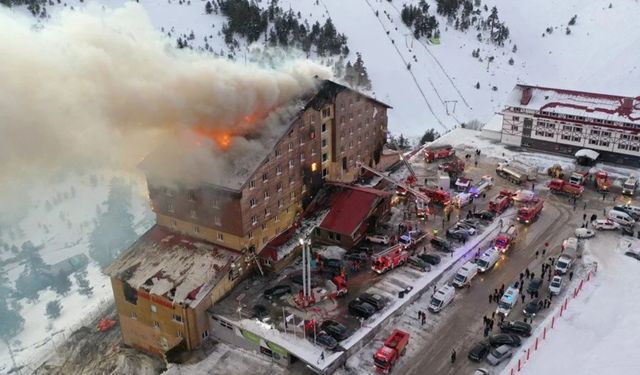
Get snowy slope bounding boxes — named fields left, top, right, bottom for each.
left=12, top=0, right=640, bottom=137
left=517, top=235, right=640, bottom=375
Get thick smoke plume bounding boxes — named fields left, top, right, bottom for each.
left=0, top=3, right=331, bottom=221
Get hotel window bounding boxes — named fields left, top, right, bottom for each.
left=309, top=130, right=316, bottom=140
left=211, top=198, right=220, bottom=208
left=172, top=314, right=183, bottom=323
left=289, top=160, right=295, bottom=169
left=188, top=190, right=196, bottom=202
left=278, top=199, right=284, bottom=208
left=512, top=116, right=520, bottom=121
left=217, top=233, right=224, bottom=242
left=322, top=108, right=331, bottom=118
left=276, top=165, right=282, bottom=175
left=511, top=125, right=518, bottom=131
left=288, top=142, right=293, bottom=151
left=248, top=230, right=253, bottom=239
left=251, top=215, right=258, bottom=225
left=176, top=331, right=183, bottom=338
left=275, top=215, right=280, bottom=222
left=151, top=305, right=157, bottom=313
left=275, top=148, right=281, bottom=157
left=289, top=175, right=295, bottom=185
left=262, top=223, right=267, bottom=230
left=249, top=180, right=256, bottom=189
left=322, top=123, right=327, bottom=132
left=264, top=190, right=270, bottom=199
left=213, top=215, right=221, bottom=226
left=130, top=312, right=137, bottom=320
left=250, top=198, right=256, bottom=207
left=322, top=139, right=327, bottom=148
left=264, top=208, right=271, bottom=217
left=322, top=168, right=328, bottom=178
left=300, top=153, right=305, bottom=161
left=194, top=226, right=200, bottom=233
left=276, top=182, right=283, bottom=192
left=262, top=173, right=268, bottom=182
left=190, top=209, right=197, bottom=219
left=322, top=153, right=328, bottom=162
left=167, top=201, right=174, bottom=213
left=153, top=321, right=160, bottom=329
left=202, top=330, right=209, bottom=339
left=290, top=191, right=295, bottom=200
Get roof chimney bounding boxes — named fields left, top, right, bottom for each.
left=521, top=87, right=532, bottom=105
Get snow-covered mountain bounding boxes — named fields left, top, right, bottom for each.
left=8, top=0, right=640, bottom=137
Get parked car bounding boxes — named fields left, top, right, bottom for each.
left=526, top=278, right=543, bottom=294
left=366, top=234, right=390, bottom=245
left=473, top=369, right=492, bottom=375
left=348, top=299, right=376, bottom=319
left=499, top=320, right=532, bottom=337
left=592, top=219, right=620, bottom=230
left=612, top=205, right=640, bottom=220
left=459, top=218, right=480, bottom=229
left=418, top=253, right=441, bottom=265
left=345, top=252, right=369, bottom=262
left=454, top=223, right=477, bottom=236
left=407, top=256, right=431, bottom=272
left=359, top=293, right=386, bottom=311
left=472, top=210, right=495, bottom=221
left=264, top=284, right=292, bottom=300
left=488, top=334, right=521, bottom=347
left=555, top=255, right=574, bottom=275
left=549, top=276, right=563, bottom=295
left=320, top=320, right=349, bottom=341
left=468, top=341, right=491, bottom=362
left=574, top=228, right=595, bottom=239
left=446, top=228, right=469, bottom=241
left=523, top=299, right=542, bottom=317
left=430, top=237, right=453, bottom=252
left=314, top=331, right=338, bottom=350
left=252, top=304, right=269, bottom=320
left=486, top=345, right=514, bottom=366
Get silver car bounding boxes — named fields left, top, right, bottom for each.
left=486, top=345, right=513, bottom=366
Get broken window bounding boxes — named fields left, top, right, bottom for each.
left=123, top=283, right=138, bottom=305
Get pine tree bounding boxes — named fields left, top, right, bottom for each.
left=568, top=15, right=577, bottom=26
left=0, top=298, right=23, bottom=340
left=420, top=129, right=441, bottom=144
left=205, top=0, right=212, bottom=14
left=508, top=57, right=514, bottom=65
left=512, top=44, right=517, bottom=53
left=475, top=82, right=480, bottom=89
left=75, top=271, right=94, bottom=297
left=51, top=271, right=72, bottom=296
left=46, top=300, right=62, bottom=320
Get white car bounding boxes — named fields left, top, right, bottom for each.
left=555, top=255, right=573, bottom=275
left=473, top=369, right=491, bottom=375
left=513, top=189, right=535, bottom=203
left=366, top=234, right=390, bottom=245
left=592, top=219, right=620, bottom=230
left=574, top=228, right=595, bottom=239
left=549, top=275, right=563, bottom=295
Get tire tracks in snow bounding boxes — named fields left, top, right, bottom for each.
left=360, top=0, right=448, bottom=131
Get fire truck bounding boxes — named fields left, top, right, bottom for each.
left=569, top=170, right=589, bottom=185
left=294, top=276, right=348, bottom=307
left=357, top=161, right=431, bottom=219
left=373, top=329, right=410, bottom=373
left=548, top=179, right=584, bottom=197
left=516, top=197, right=544, bottom=224
left=419, top=187, right=451, bottom=206
left=371, top=244, right=409, bottom=274
left=488, top=190, right=513, bottom=214
left=594, top=171, right=611, bottom=192
left=424, top=144, right=455, bottom=163
left=496, top=163, right=528, bottom=185
left=494, top=224, right=518, bottom=253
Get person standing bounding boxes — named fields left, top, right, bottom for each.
left=451, top=349, right=457, bottom=364
left=521, top=294, right=525, bottom=304
left=569, top=271, right=574, bottom=281
left=535, top=250, right=539, bottom=258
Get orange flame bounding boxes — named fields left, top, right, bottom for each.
left=193, top=126, right=233, bottom=150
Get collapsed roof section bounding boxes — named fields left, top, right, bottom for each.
left=106, top=225, right=238, bottom=307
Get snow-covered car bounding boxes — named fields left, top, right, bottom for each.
left=513, top=189, right=535, bottom=203
left=365, top=234, right=390, bottom=245
left=574, top=228, right=595, bottom=239
left=473, top=369, right=492, bottom=375
left=486, top=345, right=514, bottom=366
left=549, top=276, right=563, bottom=295
left=592, top=219, right=620, bottom=230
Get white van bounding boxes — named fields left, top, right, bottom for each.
left=428, top=285, right=455, bottom=313
left=496, top=286, right=519, bottom=317
left=452, top=262, right=479, bottom=288
left=623, top=204, right=640, bottom=218
left=555, top=255, right=574, bottom=275
left=607, top=209, right=635, bottom=227
left=476, top=248, right=500, bottom=273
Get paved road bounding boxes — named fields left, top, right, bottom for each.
left=394, top=155, right=622, bottom=375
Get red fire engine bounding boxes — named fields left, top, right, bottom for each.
left=424, top=145, right=455, bottom=163
left=494, top=224, right=518, bottom=253
left=516, top=197, right=544, bottom=224
left=594, top=171, right=611, bottom=192
left=488, top=190, right=513, bottom=214
left=419, top=186, right=451, bottom=206
left=548, top=179, right=584, bottom=197
left=373, top=329, right=410, bottom=373
left=371, top=244, right=409, bottom=274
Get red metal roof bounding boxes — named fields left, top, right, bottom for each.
left=320, top=186, right=388, bottom=236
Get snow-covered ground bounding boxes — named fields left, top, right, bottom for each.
left=0, top=170, right=153, bottom=373
left=504, top=234, right=640, bottom=375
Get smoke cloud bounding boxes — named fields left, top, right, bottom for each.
left=0, top=3, right=332, bottom=220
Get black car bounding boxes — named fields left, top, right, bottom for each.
left=314, top=331, right=338, bottom=350
left=356, top=246, right=373, bottom=255
left=359, top=293, right=386, bottom=311
left=526, top=278, right=543, bottom=294
left=348, top=299, right=376, bottom=319
left=264, top=284, right=292, bottom=300
left=488, top=334, right=522, bottom=347
left=468, top=340, right=491, bottom=361
left=418, top=253, right=442, bottom=265
left=251, top=304, right=269, bottom=320
left=523, top=299, right=543, bottom=317
left=320, top=320, right=349, bottom=341
left=499, top=320, right=532, bottom=337
left=472, top=210, right=495, bottom=221
left=345, top=252, right=369, bottom=262
left=446, top=228, right=469, bottom=241
left=323, top=258, right=345, bottom=269
left=430, top=237, right=452, bottom=252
